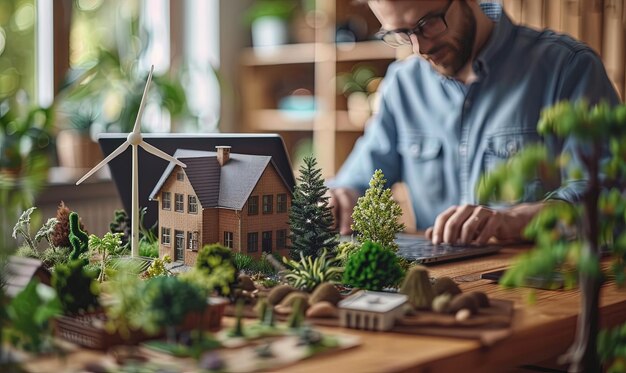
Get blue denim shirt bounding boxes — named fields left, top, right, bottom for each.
left=330, top=5, right=621, bottom=230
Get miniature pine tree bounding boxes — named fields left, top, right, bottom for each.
left=351, top=169, right=405, bottom=251
left=478, top=101, right=626, bottom=372
left=288, top=156, right=338, bottom=259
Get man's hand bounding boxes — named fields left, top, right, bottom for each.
left=424, top=202, right=546, bottom=245
left=327, top=187, right=360, bottom=236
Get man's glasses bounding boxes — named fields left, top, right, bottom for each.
left=376, top=1, right=453, bottom=48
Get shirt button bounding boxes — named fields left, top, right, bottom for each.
left=459, top=144, right=467, bottom=157
left=410, top=144, right=421, bottom=156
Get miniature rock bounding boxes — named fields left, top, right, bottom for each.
left=238, top=274, right=256, bottom=292
left=267, top=284, right=297, bottom=305
left=448, top=293, right=479, bottom=314
left=306, top=301, right=338, bottom=318
left=279, top=291, right=310, bottom=312
left=432, top=276, right=462, bottom=296
left=431, top=293, right=452, bottom=313
left=309, top=282, right=342, bottom=306
left=467, top=291, right=490, bottom=308
left=455, top=308, right=472, bottom=322
left=400, top=265, right=435, bottom=309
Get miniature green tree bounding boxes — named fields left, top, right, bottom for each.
left=68, top=212, right=89, bottom=260
left=143, top=276, right=207, bottom=343
left=343, top=241, right=404, bottom=291
left=478, top=101, right=626, bottom=372
left=88, top=232, right=124, bottom=282
left=195, top=243, right=237, bottom=295
left=351, top=169, right=405, bottom=251
left=288, top=156, right=338, bottom=259
left=52, top=259, right=100, bottom=315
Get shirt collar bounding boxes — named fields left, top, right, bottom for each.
left=474, top=3, right=515, bottom=77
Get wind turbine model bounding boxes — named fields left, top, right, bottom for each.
left=76, top=65, right=186, bottom=257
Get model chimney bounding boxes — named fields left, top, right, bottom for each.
left=216, top=146, right=231, bottom=166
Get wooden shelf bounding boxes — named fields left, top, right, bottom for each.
left=336, top=40, right=396, bottom=61
left=247, top=110, right=366, bottom=133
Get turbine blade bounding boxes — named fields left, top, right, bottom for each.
left=140, top=141, right=186, bottom=168
left=76, top=142, right=130, bottom=185
left=132, top=65, right=155, bottom=135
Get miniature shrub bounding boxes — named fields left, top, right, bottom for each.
left=195, top=243, right=237, bottom=295
left=282, top=249, right=342, bottom=292
left=52, top=259, right=100, bottom=315
left=109, top=209, right=131, bottom=250
left=15, top=245, right=41, bottom=260
left=343, top=241, right=404, bottom=291
left=233, top=252, right=254, bottom=273
left=68, top=212, right=89, bottom=260
left=40, top=247, right=71, bottom=269
left=145, top=255, right=172, bottom=278
left=139, top=241, right=159, bottom=258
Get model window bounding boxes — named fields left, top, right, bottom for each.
left=176, top=172, right=185, bottom=181
left=187, top=231, right=198, bottom=251
left=161, top=227, right=171, bottom=245
left=276, top=229, right=287, bottom=249
left=248, top=196, right=259, bottom=215
left=162, top=192, right=171, bottom=210
left=262, top=195, right=273, bottom=214
left=247, top=232, right=258, bottom=252
left=188, top=195, right=198, bottom=214
left=175, top=193, right=184, bottom=212
left=276, top=193, right=287, bottom=213
left=174, top=230, right=184, bottom=261
left=224, top=231, right=234, bottom=249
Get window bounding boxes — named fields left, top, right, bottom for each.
left=262, top=195, right=273, bottom=214
left=277, top=229, right=287, bottom=249
left=188, top=195, right=198, bottom=214
left=175, top=230, right=185, bottom=261
left=177, top=172, right=185, bottom=181
left=187, top=231, right=198, bottom=251
left=248, top=196, right=258, bottom=215
left=161, top=227, right=171, bottom=245
left=247, top=232, right=258, bottom=252
left=175, top=193, right=184, bottom=212
left=262, top=231, right=272, bottom=253
left=162, top=192, right=171, bottom=210
left=224, top=231, right=233, bottom=249
left=277, top=193, right=287, bottom=213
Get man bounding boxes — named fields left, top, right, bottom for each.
left=328, top=0, right=620, bottom=245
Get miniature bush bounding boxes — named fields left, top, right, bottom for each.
left=144, top=255, right=172, bottom=278
left=52, top=259, right=100, bottom=315
left=351, top=169, right=405, bottom=251
left=139, top=241, right=159, bottom=258
left=195, top=243, right=237, bottom=295
left=15, top=245, right=40, bottom=260
left=68, top=212, right=89, bottom=260
left=40, top=247, right=71, bottom=269
left=282, top=249, right=342, bottom=292
left=89, top=232, right=124, bottom=282
left=109, top=209, right=131, bottom=250
left=51, top=202, right=84, bottom=249
left=343, top=241, right=404, bottom=291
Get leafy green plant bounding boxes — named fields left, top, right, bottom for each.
left=282, top=249, right=342, bottom=292
left=478, top=101, right=626, bottom=372
left=5, top=280, right=62, bottom=353
left=52, top=259, right=99, bottom=315
left=195, top=243, right=237, bottom=295
left=103, top=262, right=148, bottom=340
left=343, top=241, right=404, bottom=291
left=89, top=232, right=124, bottom=282
left=139, top=241, right=159, bottom=258
left=233, top=252, right=254, bottom=273
left=144, top=255, right=172, bottom=279
left=351, top=169, right=405, bottom=251
left=289, top=156, right=338, bottom=259
left=109, top=209, right=131, bottom=250
left=335, top=241, right=360, bottom=266
left=598, top=323, right=626, bottom=373
left=142, top=276, right=206, bottom=343
left=68, top=212, right=89, bottom=260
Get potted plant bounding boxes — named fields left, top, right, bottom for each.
left=244, top=0, right=297, bottom=49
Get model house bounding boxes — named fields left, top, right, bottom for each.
left=149, top=146, right=292, bottom=265
left=338, top=290, right=408, bottom=331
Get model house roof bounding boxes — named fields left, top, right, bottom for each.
left=149, top=149, right=290, bottom=210
left=338, top=290, right=408, bottom=313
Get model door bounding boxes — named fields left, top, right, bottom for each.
left=175, top=230, right=184, bottom=261
left=262, top=231, right=272, bottom=253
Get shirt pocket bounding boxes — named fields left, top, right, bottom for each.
left=483, top=129, right=541, bottom=172
left=400, top=134, right=445, bottom=200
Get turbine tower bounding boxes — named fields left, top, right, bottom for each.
left=76, top=65, right=186, bottom=257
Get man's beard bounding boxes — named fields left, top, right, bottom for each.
left=426, top=1, right=477, bottom=77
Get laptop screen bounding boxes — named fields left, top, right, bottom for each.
left=98, top=133, right=295, bottom=229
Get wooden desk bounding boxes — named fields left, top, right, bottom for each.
left=20, top=247, right=626, bottom=373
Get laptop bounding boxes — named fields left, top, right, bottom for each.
left=394, top=233, right=501, bottom=264
left=98, top=133, right=295, bottom=229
